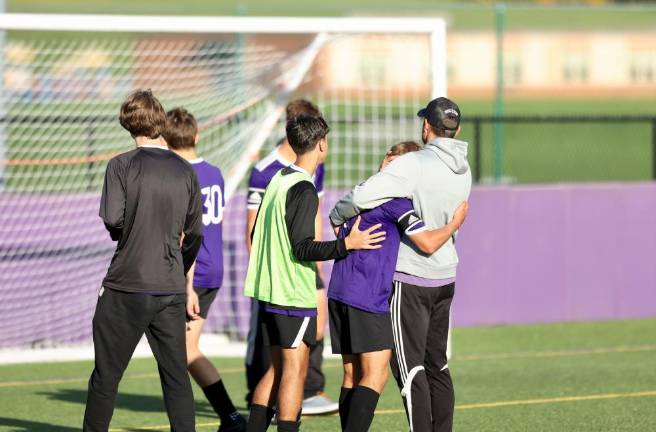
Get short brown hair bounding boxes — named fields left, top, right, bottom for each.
left=285, top=99, right=320, bottom=121
left=119, top=89, right=167, bottom=139
left=164, top=107, right=198, bottom=150
left=386, top=141, right=422, bottom=157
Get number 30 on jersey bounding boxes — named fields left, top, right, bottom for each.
left=201, top=185, right=223, bottom=226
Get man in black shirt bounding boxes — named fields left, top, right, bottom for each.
left=83, top=90, right=203, bottom=432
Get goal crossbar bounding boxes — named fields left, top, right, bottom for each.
left=0, top=13, right=445, bottom=35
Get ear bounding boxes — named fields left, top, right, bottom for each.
left=454, top=126, right=462, bottom=138
left=318, top=137, right=327, bottom=152
left=194, top=133, right=200, bottom=144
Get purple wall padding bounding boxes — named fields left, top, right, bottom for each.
left=452, top=182, right=656, bottom=326
left=1, top=183, right=654, bottom=348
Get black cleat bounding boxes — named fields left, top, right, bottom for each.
left=217, top=415, right=247, bottom=432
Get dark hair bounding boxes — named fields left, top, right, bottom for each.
left=387, top=141, right=422, bottom=157
left=163, top=107, right=198, bottom=150
left=285, top=114, right=330, bottom=156
left=285, top=99, right=321, bottom=121
left=119, top=89, right=167, bottom=139
left=429, top=123, right=458, bottom=139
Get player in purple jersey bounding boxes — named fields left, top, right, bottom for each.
left=328, top=142, right=468, bottom=432
left=245, top=100, right=338, bottom=415
left=164, top=108, right=247, bottom=432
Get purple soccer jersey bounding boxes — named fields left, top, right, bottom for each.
left=247, top=147, right=325, bottom=210
left=328, top=198, right=426, bottom=314
left=190, top=158, right=225, bottom=289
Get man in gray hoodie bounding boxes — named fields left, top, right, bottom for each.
left=330, top=97, right=471, bottom=432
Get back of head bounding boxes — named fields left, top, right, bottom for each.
left=119, top=89, right=167, bottom=139
left=387, top=141, right=423, bottom=157
left=285, top=99, right=321, bottom=121
left=380, top=141, right=423, bottom=170
left=285, top=114, right=329, bottom=156
left=164, top=107, right=198, bottom=150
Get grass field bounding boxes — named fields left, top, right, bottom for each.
left=1, top=319, right=655, bottom=431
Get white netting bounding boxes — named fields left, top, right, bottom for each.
left=0, top=23, right=440, bottom=349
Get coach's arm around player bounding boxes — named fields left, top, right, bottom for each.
left=330, top=152, right=418, bottom=226
left=406, top=202, right=468, bottom=255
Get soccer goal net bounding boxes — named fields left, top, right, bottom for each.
left=0, top=14, right=446, bottom=354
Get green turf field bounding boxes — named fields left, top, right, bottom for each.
left=1, top=319, right=655, bottom=431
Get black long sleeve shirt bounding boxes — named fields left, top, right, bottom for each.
left=100, top=146, right=203, bottom=294
left=282, top=167, right=348, bottom=261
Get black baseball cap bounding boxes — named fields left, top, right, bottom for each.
left=417, top=97, right=461, bottom=131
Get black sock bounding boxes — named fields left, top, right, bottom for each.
left=277, top=420, right=299, bottom=432
left=344, top=386, right=380, bottom=432
left=202, top=380, right=241, bottom=425
left=247, top=404, right=276, bottom=432
left=339, top=386, right=354, bottom=430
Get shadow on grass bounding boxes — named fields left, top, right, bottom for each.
left=38, top=389, right=217, bottom=417
left=0, top=417, right=78, bottom=431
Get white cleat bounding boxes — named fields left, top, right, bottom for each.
left=301, top=393, right=339, bottom=415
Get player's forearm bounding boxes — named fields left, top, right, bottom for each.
left=410, top=224, right=458, bottom=255
left=99, top=159, right=127, bottom=231
left=100, top=194, right=125, bottom=236
left=292, top=238, right=348, bottom=262
left=181, top=233, right=203, bottom=275
left=186, top=261, right=196, bottom=292
left=315, top=202, right=324, bottom=273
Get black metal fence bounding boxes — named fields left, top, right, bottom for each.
left=2, top=113, right=655, bottom=191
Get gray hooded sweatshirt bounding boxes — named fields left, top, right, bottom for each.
left=330, top=137, right=472, bottom=280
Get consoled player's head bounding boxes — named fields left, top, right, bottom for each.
left=380, top=141, right=423, bottom=171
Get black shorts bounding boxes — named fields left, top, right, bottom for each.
left=194, top=287, right=219, bottom=319
left=328, top=299, right=394, bottom=354
left=261, top=310, right=317, bottom=349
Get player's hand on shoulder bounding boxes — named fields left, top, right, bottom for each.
left=344, top=216, right=386, bottom=250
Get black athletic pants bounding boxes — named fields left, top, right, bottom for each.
left=390, top=281, right=455, bottom=432
left=245, top=299, right=325, bottom=404
left=83, top=288, right=195, bottom=432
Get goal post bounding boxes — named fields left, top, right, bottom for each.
left=0, top=13, right=447, bottom=358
